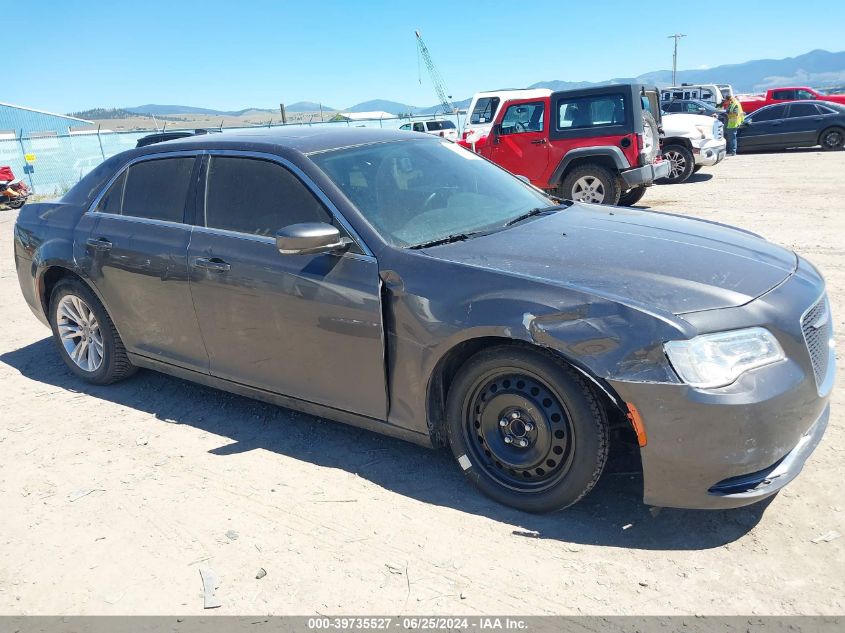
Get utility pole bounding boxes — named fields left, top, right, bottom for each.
left=667, top=33, right=686, bottom=85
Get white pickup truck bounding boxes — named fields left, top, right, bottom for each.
left=659, top=113, right=726, bottom=183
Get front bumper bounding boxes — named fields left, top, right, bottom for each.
left=609, top=259, right=833, bottom=510
left=620, top=160, right=670, bottom=188
left=692, top=138, right=727, bottom=167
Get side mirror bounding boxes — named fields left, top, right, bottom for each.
left=491, top=123, right=501, bottom=144
left=696, top=108, right=706, bottom=114
left=276, top=222, right=350, bottom=256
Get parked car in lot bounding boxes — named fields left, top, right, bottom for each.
left=14, top=127, right=833, bottom=512
left=661, top=98, right=727, bottom=125
left=399, top=119, right=459, bottom=141
left=458, top=84, right=669, bottom=206
left=462, top=88, right=552, bottom=145
left=659, top=113, right=726, bottom=183
left=737, top=101, right=845, bottom=152
left=739, top=86, right=845, bottom=114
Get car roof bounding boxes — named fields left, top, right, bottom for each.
left=133, top=126, right=428, bottom=156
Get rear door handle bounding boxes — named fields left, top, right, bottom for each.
left=86, top=237, right=112, bottom=250
left=194, top=257, right=231, bottom=272
left=530, top=138, right=547, bottom=145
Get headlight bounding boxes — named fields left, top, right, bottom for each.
left=664, top=327, right=785, bottom=388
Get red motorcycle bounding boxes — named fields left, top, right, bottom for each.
left=1, top=166, right=30, bottom=209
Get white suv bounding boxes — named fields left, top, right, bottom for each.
left=399, top=119, right=459, bottom=141
left=659, top=113, right=726, bottom=183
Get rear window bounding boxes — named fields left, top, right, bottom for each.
left=120, top=157, right=194, bottom=222
left=470, top=97, right=499, bottom=124
left=557, top=94, right=626, bottom=130
left=426, top=120, right=456, bottom=131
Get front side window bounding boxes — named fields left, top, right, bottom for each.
left=470, top=97, right=499, bottom=124
left=796, top=90, right=816, bottom=100
left=413, top=122, right=425, bottom=132
left=204, top=156, right=330, bottom=237
left=311, top=139, right=550, bottom=248
left=751, top=105, right=787, bottom=122
left=98, top=157, right=194, bottom=222
left=788, top=103, right=820, bottom=118
left=500, top=102, right=545, bottom=134
left=558, top=93, right=626, bottom=130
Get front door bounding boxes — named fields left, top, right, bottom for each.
left=187, top=154, right=387, bottom=420
left=738, top=104, right=788, bottom=150
left=84, top=154, right=208, bottom=372
left=489, top=101, right=549, bottom=186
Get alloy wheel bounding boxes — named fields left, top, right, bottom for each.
left=823, top=130, right=843, bottom=149
left=665, top=150, right=687, bottom=180
left=462, top=369, right=575, bottom=492
left=56, top=295, right=104, bottom=372
left=571, top=176, right=606, bottom=203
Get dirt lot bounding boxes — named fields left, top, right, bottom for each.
left=0, top=151, right=843, bottom=615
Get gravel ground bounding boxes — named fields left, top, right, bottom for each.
left=0, top=150, right=843, bottom=615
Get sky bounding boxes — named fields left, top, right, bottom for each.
left=8, top=0, right=845, bottom=114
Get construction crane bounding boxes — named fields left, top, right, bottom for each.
left=415, top=30, right=455, bottom=114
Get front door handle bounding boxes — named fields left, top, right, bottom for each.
left=194, top=257, right=231, bottom=272
left=86, top=237, right=112, bottom=250
left=530, top=138, right=547, bottom=145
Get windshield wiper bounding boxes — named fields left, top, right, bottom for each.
left=409, top=231, right=484, bottom=249
left=504, top=203, right=570, bottom=227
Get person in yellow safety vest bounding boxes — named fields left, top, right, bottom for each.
left=722, top=95, right=745, bottom=156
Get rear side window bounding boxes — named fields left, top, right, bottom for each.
left=413, top=122, right=425, bottom=132
left=788, top=103, right=820, bottom=117
left=557, top=93, right=626, bottom=129
left=204, top=156, right=331, bottom=237
left=121, top=157, right=194, bottom=222
left=425, top=120, right=456, bottom=131
left=470, top=97, right=499, bottom=124
left=772, top=89, right=795, bottom=100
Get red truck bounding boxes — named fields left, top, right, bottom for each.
left=458, top=84, right=668, bottom=206
left=739, top=87, right=845, bottom=113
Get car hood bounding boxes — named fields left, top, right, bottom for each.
left=662, top=113, right=719, bottom=137
left=425, top=204, right=797, bottom=315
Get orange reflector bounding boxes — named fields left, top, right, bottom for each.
left=626, top=403, right=647, bottom=447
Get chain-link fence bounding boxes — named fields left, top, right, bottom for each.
left=1, top=112, right=465, bottom=197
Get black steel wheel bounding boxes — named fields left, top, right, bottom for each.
left=445, top=346, right=608, bottom=513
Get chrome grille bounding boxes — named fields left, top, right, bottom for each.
left=801, top=295, right=831, bottom=389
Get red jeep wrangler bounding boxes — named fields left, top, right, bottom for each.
left=461, top=84, right=668, bottom=206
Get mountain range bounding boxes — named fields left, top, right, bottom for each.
left=82, top=48, right=845, bottom=118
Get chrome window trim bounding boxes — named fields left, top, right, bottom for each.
left=90, top=211, right=192, bottom=231
left=202, top=150, right=374, bottom=258
left=85, top=150, right=203, bottom=220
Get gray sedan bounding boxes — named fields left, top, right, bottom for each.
left=13, top=127, right=833, bottom=512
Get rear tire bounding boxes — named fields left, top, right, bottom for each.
left=49, top=277, right=136, bottom=385
left=445, top=346, right=609, bottom=513
left=617, top=186, right=647, bottom=207
left=819, top=127, right=844, bottom=151
left=559, top=164, right=621, bottom=205
left=658, top=144, right=695, bottom=183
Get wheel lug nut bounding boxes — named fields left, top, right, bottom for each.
left=510, top=412, right=520, bottom=419
left=524, top=422, right=534, bottom=432
left=503, top=434, right=513, bottom=444
left=499, top=419, right=508, bottom=427
left=518, top=438, right=529, bottom=448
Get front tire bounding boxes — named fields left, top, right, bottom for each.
left=445, top=346, right=609, bottom=513
left=819, top=127, right=844, bottom=151
left=559, top=164, right=621, bottom=205
left=658, top=144, right=695, bottom=183
left=49, top=278, right=136, bottom=385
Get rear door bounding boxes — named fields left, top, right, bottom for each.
left=187, top=152, right=387, bottom=420
left=84, top=153, right=208, bottom=372
left=783, top=103, right=825, bottom=146
left=488, top=100, right=549, bottom=185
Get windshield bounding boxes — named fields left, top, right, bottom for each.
left=310, top=139, right=551, bottom=247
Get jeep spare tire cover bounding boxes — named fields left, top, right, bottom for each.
left=641, top=111, right=659, bottom=163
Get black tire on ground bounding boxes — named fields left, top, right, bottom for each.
left=658, top=144, right=695, bottom=184
left=617, top=185, right=648, bottom=207
left=641, top=111, right=660, bottom=163
left=49, top=277, right=136, bottom=385
left=445, top=345, right=609, bottom=513
left=819, top=127, right=845, bottom=151
left=692, top=165, right=703, bottom=173
left=559, top=163, right=621, bottom=205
